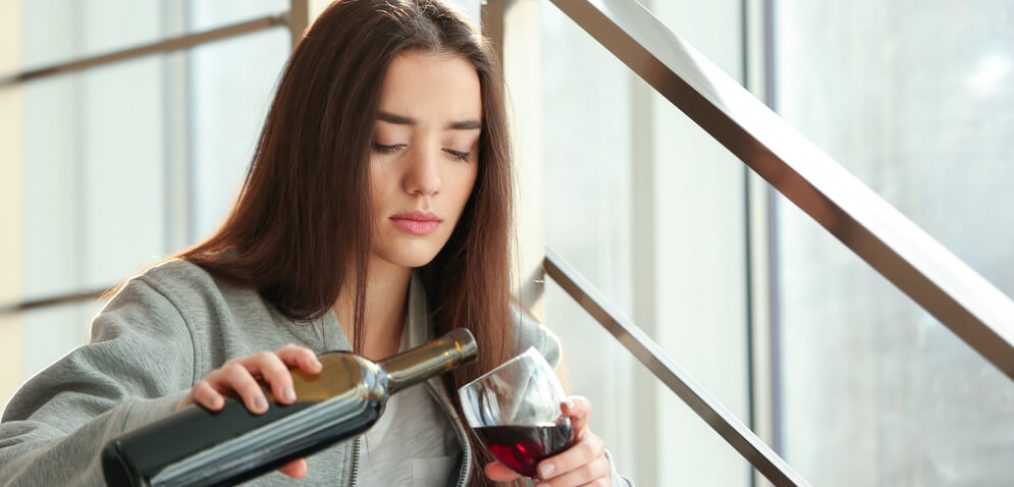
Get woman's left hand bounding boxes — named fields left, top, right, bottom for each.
left=484, top=396, right=611, bottom=487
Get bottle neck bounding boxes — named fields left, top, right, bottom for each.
left=378, top=328, right=478, bottom=394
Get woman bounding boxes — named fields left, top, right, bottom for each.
left=0, top=1, right=629, bottom=485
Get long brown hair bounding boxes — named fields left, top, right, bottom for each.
left=179, top=0, right=513, bottom=481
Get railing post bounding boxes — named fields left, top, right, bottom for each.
left=287, top=0, right=310, bottom=51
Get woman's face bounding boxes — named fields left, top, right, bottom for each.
left=368, top=51, right=482, bottom=270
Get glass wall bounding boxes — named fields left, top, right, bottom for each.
left=542, top=0, right=752, bottom=484
left=542, top=0, right=1014, bottom=485
left=0, top=0, right=482, bottom=414
left=541, top=0, right=638, bottom=479
left=774, top=1, right=1014, bottom=486
left=2, top=0, right=290, bottom=405
left=3, top=1, right=1011, bottom=485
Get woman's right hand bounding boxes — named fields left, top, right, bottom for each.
left=174, top=343, right=324, bottom=479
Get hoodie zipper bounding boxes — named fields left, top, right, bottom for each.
left=450, top=411, right=470, bottom=487
left=425, top=380, right=471, bottom=487
left=348, top=436, right=362, bottom=487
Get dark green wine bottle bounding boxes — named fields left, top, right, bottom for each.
left=101, top=328, right=478, bottom=487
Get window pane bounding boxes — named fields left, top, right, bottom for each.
left=189, top=28, right=289, bottom=240
left=542, top=0, right=637, bottom=480
left=20, top=1, right=291, bottom=72
left=774, top=1, right=1014, bottom=485
left=23, top=55, right=169, bottom=297
left=22, top=1, right=183, bottom=71
left=542, top=1, right=751, bottom=485
left=9, top=3, right=290, bottom=395
left=188, top=0, right=288, bottom=32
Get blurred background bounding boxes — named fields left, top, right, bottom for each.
left=1, top=1, right=1012, bottom=486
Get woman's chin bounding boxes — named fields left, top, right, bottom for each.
left=373, top=246, right=441, bottom=270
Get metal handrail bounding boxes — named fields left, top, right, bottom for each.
left=545, top=249, right=810, bottom=487
left=549, top=0, right=1014, bottom=379
left=0, top=289, right=108, bottom=316
left=0, top=14, right=288, bottom=87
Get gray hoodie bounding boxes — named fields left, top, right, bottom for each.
left=0, top=259, right=631, bottom=486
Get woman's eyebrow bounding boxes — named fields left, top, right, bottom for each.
left=377, top=110, right=481, bottom=130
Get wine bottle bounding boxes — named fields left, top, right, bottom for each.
left=101, top=328, right=478, bottom=487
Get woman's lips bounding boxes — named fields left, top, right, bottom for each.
left=390, top=211, right=441, bottom=236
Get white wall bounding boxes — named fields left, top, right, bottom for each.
left=0, top=0, right=26, bottom=406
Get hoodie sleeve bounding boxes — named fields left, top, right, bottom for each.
left=0, top=277, right=196, bottom=487
left=511, top=305, right=562, bottom=368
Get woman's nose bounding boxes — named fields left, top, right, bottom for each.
left=402, top=146, right=442, bottom=196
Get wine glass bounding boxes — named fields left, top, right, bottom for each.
left=457, top=347, right=575, bottom=479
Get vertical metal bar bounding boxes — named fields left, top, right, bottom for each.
left=629, top=24, right=659, bottom=487
left=740, top=0, right=758, bottom=483
left=70, top=0, right=85, bottom=307
left=163, top=0, right=192, bottom=253
left=481, top=0, right=505, bottom=65
left=287, top=0, right=309, bottom=50
left=762, top=0, right=785, bottom=459
left=739, top=0, right=756, bottom=432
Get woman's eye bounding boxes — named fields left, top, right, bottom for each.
left=446, top=149, right=470, bottom=162
left=372, top=143, right=402, bottom=153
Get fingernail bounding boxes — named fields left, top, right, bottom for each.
left=564, top=398, right=575, bottom=410
left=284, top=386, right=296, bottom=402
left=313, top=357, right=323, bottom=368
left=254, top=395, right=268, bottom=411
left=539, top=463, right=555, bottom=479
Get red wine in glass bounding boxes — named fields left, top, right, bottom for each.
left=475, top=419, right=574, bottom=478
left=459, top=348, right=575, bottom=478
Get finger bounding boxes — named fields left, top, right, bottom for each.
left=174, top=395, right=192, bottom=412
left=561, top=396, right=592, bottom=440
left=538, top=455, right=608, bottom=486
left=277, top=458, right=308, bottom=478
left=241, top=352, right=297, bottom=405
left=484, top=461, right=521, bottom=482
left=577, top=479, right=609, bottom=487
left=208, top=361, right=269, bottom=414
left=191, top=379, right=225, bottom=411
left=536, top=433, right=605, bottom=481
left=276, top=344, right=324, bottom=375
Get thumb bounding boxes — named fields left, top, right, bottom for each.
left=484, top=461, right=521, bottom=482
left=278, top=458, right=308, bottom=478
left=561, top=396, right=591, bottom=440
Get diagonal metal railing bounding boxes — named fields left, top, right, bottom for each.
left=530, top=0, right=1014, bottom=485
left=544, top=248, right=811, bottom=487
left=543, top=0, right=1014, bottom=377
left=3, top=1, right=1012, bottom=485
